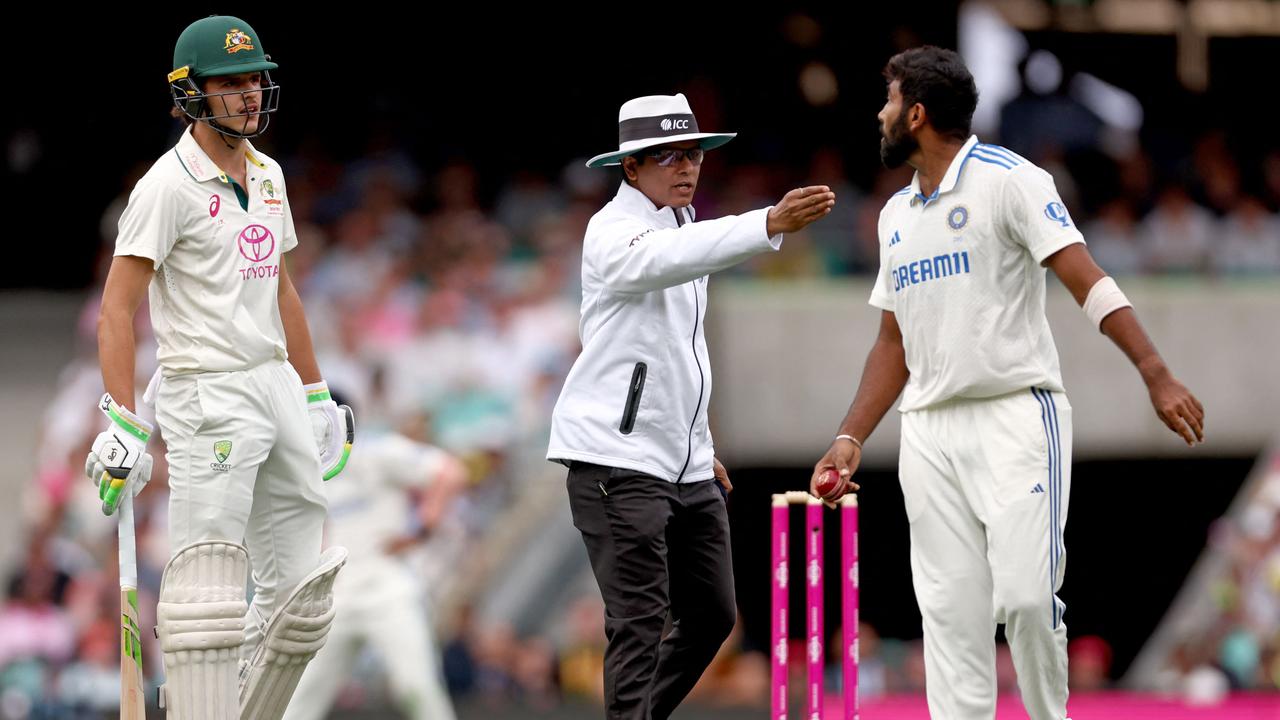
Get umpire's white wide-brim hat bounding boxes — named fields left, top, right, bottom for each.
left=586, top=93, right=737, bottom=168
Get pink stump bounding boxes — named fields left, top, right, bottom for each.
left=771, top=495, right=789, bottom=720
left=806, top=498, right=824, bottom=720
left=842, top=495, right=859, bottom=720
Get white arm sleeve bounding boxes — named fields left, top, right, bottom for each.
left=585, top=208, right=781, bottom=293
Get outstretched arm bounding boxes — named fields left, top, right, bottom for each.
left=590, top=186, right=835, bottom=293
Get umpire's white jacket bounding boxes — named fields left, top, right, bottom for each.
left=548, top=182, right=781, bottom=482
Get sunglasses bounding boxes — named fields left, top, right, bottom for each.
left=644, top=147, right=705, bottom=167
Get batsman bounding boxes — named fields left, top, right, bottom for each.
left=89, top=15, right=353, bottom=720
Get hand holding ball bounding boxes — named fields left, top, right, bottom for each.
left=815, top=468, right=841, bottom=500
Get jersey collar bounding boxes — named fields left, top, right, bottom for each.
left=174, top=126, right=270, bottom=184
left=909, top=135, right=980, bottom=207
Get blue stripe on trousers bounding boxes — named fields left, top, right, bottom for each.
left=1044, top=389, right=1064, bottom=628
left=1032, top=388, right=1060, bottom=629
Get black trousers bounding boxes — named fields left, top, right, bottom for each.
left=566, top=462, right=737, bottom=720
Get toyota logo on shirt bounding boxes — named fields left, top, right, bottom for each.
left=237, top=224, right=276, bottom=262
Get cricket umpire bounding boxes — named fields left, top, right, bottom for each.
left=547, top=93, right=835, bottom=719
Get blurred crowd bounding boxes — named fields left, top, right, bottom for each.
left=1043, top=132, right=1280, bottom=278
left=5, top=106, right=1280, bottom=716
left=1151, top=453, right=1280, bottom=698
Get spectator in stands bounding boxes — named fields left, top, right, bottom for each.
left=1215, top=197, right=1280, bottom=275
left=1140, top=184, right=1213, bottom=273
left=1083, top=199, right=1145, bottom=275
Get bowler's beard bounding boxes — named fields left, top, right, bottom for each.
left=880, top=112, right=917, bottom=169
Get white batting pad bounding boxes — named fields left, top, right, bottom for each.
left=239, top=546, right=348, bottom=720
left=157, top=541, right=250, bottom=720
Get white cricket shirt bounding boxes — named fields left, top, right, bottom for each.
left=870, top=136, right=1085, bottom=412
left=322, top=432, right=448, bottom=591
left=114, top=127, right=297, bottom=376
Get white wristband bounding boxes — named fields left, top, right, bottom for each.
left=98, top=393, right=154, bottom=441
left=1083, top=276, right=1132, bottom=332
left=835, top=434, right=862, bottom=449
left=304, top=381, right=331, bottom=404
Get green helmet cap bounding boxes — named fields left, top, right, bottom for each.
left=171, top=15, right=278, bottom=80
left=168, top=15, right=281, bottom=139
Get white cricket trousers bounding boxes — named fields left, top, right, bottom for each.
left=899, top=388, right=1072, bottom=720
left=155, top=359, right=328, bottom=659
left=280, top=575, right=458, bottom=720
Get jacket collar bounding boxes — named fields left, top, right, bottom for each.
left=613, top=181, right=695, bottom=224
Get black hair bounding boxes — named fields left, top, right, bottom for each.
left=883, top=46, right=979, bottom=141
left=620, top=151, right=649, bottom=186
left=170, top=76, right=212, bottom=125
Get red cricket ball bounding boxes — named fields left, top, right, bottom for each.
left=816, top=468, right=841, bottom=499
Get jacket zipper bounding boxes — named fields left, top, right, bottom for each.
left=670, top=206, right=704, bottom=483
left=676, top=279, right=705, bottom=482
left=619, top=362, right=647, bottom=435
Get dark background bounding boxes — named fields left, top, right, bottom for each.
left=14, top=8, right=1275, bottom=288
left=11, top=8, right=1273, bottom=286
left=9, top=7, right=952, bottom=288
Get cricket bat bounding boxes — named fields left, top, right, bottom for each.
left=119, top=493, right=147, bottom=719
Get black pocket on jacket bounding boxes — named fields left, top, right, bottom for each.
left=619, top=362, right=647, bottom=435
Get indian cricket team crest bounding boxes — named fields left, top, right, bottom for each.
left=225, top=29, right=254, bottom=54
left=947, top=204, right=969, bottom=231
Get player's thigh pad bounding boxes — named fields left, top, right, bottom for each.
left=158, top=372, right=275, bottom=546
left=239, top=546, right=348, bottom=720
left=157, top=541, right=251, bottom=720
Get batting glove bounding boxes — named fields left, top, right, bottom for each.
left=85, top=393, right=154, bottom=516
left=304, top=381, right=354, bottom=480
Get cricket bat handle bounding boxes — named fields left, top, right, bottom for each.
left=119, top=494, right=147, bottom=719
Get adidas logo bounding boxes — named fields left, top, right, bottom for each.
left=1030, top=484, right=1045, bottom=494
